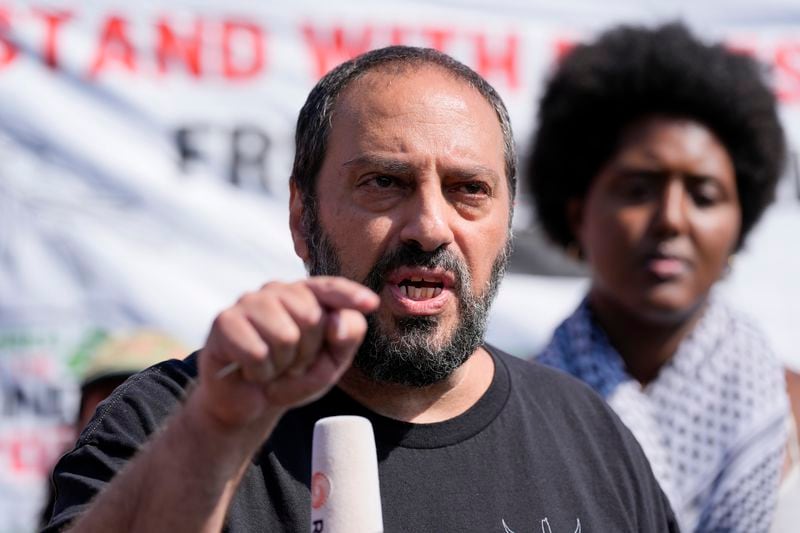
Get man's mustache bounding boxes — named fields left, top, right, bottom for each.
left=361, top=244, right=468, bottom=295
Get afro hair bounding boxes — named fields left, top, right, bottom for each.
left=527, top=22, right=786, bottom=251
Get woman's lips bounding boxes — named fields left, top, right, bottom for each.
left=645, top=255, right=689, bottom=279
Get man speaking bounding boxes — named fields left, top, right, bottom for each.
left=46, top=46, right=678, bottom=532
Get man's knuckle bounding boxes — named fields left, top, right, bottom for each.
left=236, top=291, right=257, bottom=307
left=274, top=326, right=301, bottom=349
left=297, top=306, right=323, bottom=328
left=260, top=281, right=281, bottom=291
left=213, top=308, right=238, bottom=331
left=244, top=344, right=266, bottom=362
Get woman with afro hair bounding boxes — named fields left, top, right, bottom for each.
left=528, top=22, right=791, bottom=532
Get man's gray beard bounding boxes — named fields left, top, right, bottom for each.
left=303, top=206, right=511, bottom=387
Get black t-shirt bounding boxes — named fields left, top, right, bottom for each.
left=46, top=346, right=679, bottom=532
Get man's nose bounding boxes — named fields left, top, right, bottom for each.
left=399, top=184, right=455, bottom=252
left=653, top=178, right=689, bottom=236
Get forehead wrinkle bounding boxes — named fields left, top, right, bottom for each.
left=329, top=65, right=508, bottom=193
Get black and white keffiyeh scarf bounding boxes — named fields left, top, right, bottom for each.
left=537, top=296, right=789, bottom=533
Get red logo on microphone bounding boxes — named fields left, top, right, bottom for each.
left=311, top=472, right=331, bottom=509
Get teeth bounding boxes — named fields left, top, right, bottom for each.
left=398, top=286, right=445, bottom=300
left=411, top=276, right=422, bottom=282
left=397, top=281, right=445, bottom=300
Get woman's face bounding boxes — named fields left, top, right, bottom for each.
left=573, top=116, right=741, bottom=323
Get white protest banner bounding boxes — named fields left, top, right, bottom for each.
left=2, top=1, right=799, bottom=530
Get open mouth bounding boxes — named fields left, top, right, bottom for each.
left=397, top=277, right=445, bottom=300
left=387, top=267, right=455, bottom=305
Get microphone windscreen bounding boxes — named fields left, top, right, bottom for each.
left=310, top=415, right=383, bottom=533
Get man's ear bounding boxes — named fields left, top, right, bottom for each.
left=289, top=180, right=310, bottom=263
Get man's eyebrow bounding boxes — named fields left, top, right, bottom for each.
left=445, top=164, right=501, bottom=182
left=342, top=155, right=415, bottom=175
left=343, top=155, right=502, bottom=182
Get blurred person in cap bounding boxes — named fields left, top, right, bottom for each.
left=45, top=46, right=678, bottom=532
left=76, top=330, right=188, bottom=430
left=527, top=21, right=790, bottom=532
left=40, top=330, right=185, bottom=527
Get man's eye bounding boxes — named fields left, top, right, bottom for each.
left=355, top=174, right=409, bottom=199
left=454, top=182, right=489, bottom=195
left=372, top=175, right=396, bottom=188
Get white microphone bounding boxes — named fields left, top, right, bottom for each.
left=310, top=416, right=384, bottom=533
